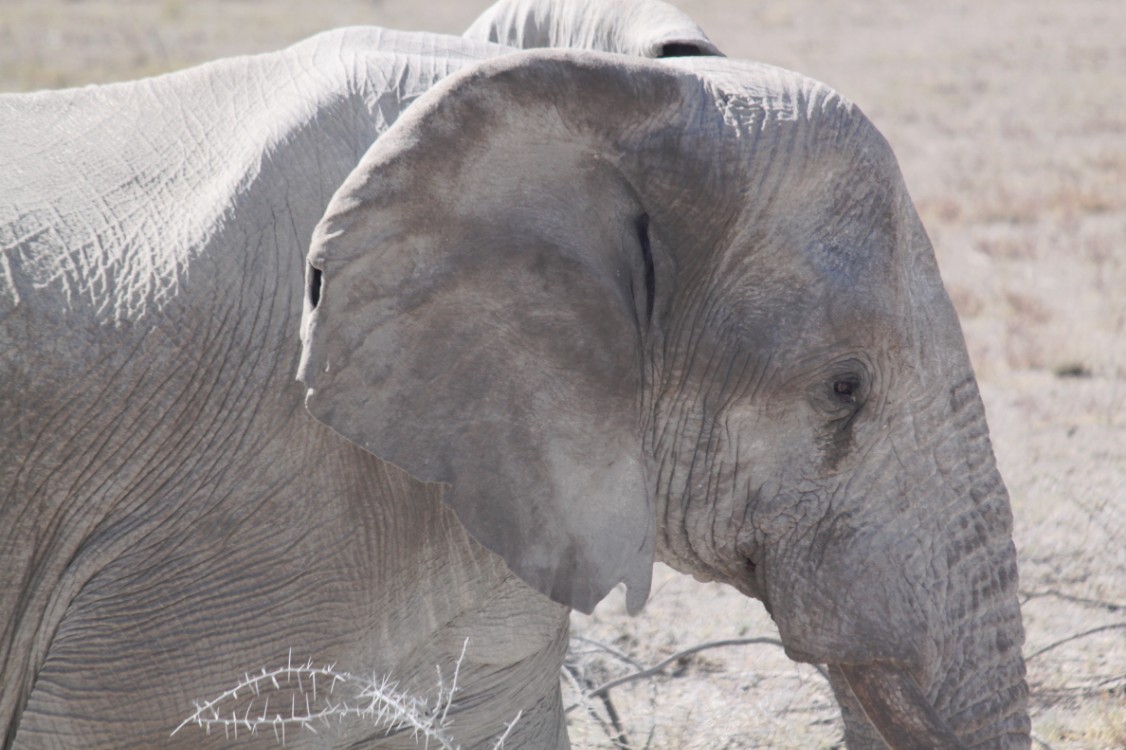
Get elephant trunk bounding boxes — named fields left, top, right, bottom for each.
left=920, top=408, right=1029, bottom=749
left=857, top=472, right=1027, bottom=748
left=829, top=616, right=1027, bottom=749
left=758, top=392, right=1029, bottom=748
left=837, top=663, right=967, bottom=749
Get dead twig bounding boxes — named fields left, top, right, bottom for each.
left=569, top=635, right=646, bottom=671
left=1025, top=623, right=1126, bottom=661
left=577, top=637, right=819, bottom=700
left=562, top=660, right=631, bottom=748
left=1020, top=588, right=1124, bottom=613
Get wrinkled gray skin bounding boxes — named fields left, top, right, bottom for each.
left=0, top=1, right=1027, bottom=749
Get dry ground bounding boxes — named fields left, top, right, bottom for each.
left=2, top=1, right=1123, bottom=747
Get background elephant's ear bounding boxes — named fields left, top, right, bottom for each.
left=464, top=0, right=722, bottom=58
left=297, top=52, right=700, bottom=614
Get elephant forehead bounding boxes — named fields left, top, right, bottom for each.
left=799, top=179, right=901, bottom=288
left=692, top=241, right=908, bottom=377
left=667, top=58, right=908, bottom=278
left=717, top=186, right=902, bottom=309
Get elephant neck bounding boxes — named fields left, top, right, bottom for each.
left=0, top=35, right=463, bottom=738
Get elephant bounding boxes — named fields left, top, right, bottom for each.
left=0, top=2, right=1029, bottom=749
left=463, top=0, right=721, bottom=57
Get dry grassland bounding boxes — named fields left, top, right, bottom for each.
left=2, top=0, right=1123, bottom=747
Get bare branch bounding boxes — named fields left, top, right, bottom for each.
left=1025, top=623, right=1126, bottom=661
left=562, top=662, right=632, bottom=747
left=569, top=635, right=646, bottom=670
left=580, top=637, right=796, bottom=699
left=1020, top=588, right=1124, bottom=613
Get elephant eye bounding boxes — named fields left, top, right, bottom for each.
left=831, top=374, right=863, bottom=405
left=834, top=379, right=857, bottom=400
left=810, top=362, right=869, bottom=419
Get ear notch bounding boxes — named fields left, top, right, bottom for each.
left=298, top=52, right=701, bottom=613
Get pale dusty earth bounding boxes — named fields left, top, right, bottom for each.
left=2, top=1, right=1123, bottom=748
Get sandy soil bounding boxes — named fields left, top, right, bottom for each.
left=3, top=1, right=1123, bottom=747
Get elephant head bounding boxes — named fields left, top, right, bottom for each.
left=297, top=50, right=1029, bottom=748
left=465, top=0, right=722, bottom=58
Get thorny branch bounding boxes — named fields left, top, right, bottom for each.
left=174, top=640, right=519, bottom=749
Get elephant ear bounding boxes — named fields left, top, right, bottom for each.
left=298, top=51, right=699, bottom=614
left=464, top=0, right=722, bottom=58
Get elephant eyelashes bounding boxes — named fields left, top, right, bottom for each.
left=636, top=213, right=655, bottom=323
left=307, top=263, right=323, bottom=310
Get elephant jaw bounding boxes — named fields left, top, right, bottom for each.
left=836, top=662, right=967, bottom=750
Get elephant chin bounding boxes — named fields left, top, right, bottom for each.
left=837, top=663, right=967, bottom=750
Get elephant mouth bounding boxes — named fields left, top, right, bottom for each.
left=835, top=662, right=967, bottom=750
left=735, top=553, right=964, bottom=746
left=727, top=556, right=764, bottom=602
